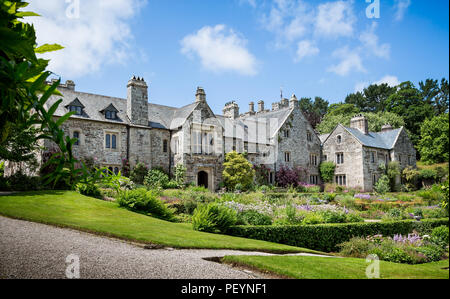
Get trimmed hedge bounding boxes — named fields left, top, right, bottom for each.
left=227, top=218, right=449, bottom=252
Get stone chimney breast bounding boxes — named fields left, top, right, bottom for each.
left=381, top=124, right=393, bottom=132
left=195, top=87, right=206, bottom=102
left=350, top=114, right=369, bottom=135
left=258, top=100, right=264, bottom=113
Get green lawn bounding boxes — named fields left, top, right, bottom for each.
left=222, top=255, right=449, bottom=279
left=0, top=191, right=319, bottom=253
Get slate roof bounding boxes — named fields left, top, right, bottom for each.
left=344, top=126, right=402, bottom=150
left=47, top=86, right=293, bottom=139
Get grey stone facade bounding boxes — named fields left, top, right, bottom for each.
left=40, top=77, right=343, bottom=191
left=321, top=114, right=417, bottom=192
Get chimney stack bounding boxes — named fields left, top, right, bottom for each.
left=258, top=100, right=264, bottom=113
left=249, top=102, right=255, bottom=114
left=195, top=87, right=206, bottom=102
left=289, top=94, right=298, bottom=109
left=381, top=124, right=393, bottom=132
left=127, top=76, right=149, bottom=126
left=223, top=101, right=240, bottom=119
left=350, top=114, right=369, bottom=135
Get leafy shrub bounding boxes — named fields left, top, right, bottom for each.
left=174, top=164, right=186, bottom=187
left=144, top=169, right=170, bottom=189
left=275, top=165, right=305, bottom=188
left=420, top=169, right=438, bottom=186
left=374, top=175, right=390, bottom=194
left=318, top=210, right=347, bottom=224
left=323, top=193, right=337, bottom=203
left=402, top=167, right=420, bottom=191
left=222, top=151, right=255, bottom=191
left=165, top=180, right=180, bottom=189
left=76, top=183, right=102, bottom=199
left=117, top=188, right=174, bottom=221
left=192, top=203, right=237, bottom=233
left=387, top=162, right=401, bottom=192
left=0, top=172, right=42, bottom=191
left=302, top=213, right=324, bottom=225
left=236, top=210, right=272, bottom=226
left=319, top=162, right=336, bottom=183
left=431, top=225, right=449, bottom=248
left=227, top=218, right=449, bottom=252
left=129, top=163, right=148, bottom=185
left=183, top=198, right=199, bottom=215
left=415, top=245, right=445, bottom=262
left=337, top=237, right=371, bottom=258
left=345, top=213, right=365, bottom=223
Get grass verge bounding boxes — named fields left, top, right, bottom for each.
left=0, top=191, right=320, bottom=254
left=222, top=255, right=449, bottom=279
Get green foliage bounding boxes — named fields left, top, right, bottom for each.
left=374, top=175, right=391, bottom=194
left=117, top=188, right=174, bottom=221
left=192, top=203, right=237, bottom=233
left=299, top=96, right=329, bottom=129
left=0, top=172, right=41, bottom=191
left=387, top=161, right=401, bottom=191
left=222, top=151, right=255, bottom=191
left=441, top=180, right=449, bottom=212
left=236, top=210, right=273, bottom=226
left=0, top=161, right=4, bottom=177
left=129, top=162, right=148, bottom=185
left=402, top=167, right=421, bottom=191
left=345, top=83, right=397, bottom=113
left=431, top=225, right=449, bottom=248
left=0, top=1, right=87, bottom=188
left=228, top=218, right=449, bottom=252
left=317, top=103, right=405, bottom=135
left=75, top=183, right=102, bottom=199
left=144, top=168, right=170, bottom=189
left=319, top=162, right=336, bottom=183
left=174, top=164, right=186, bottom=187
left=418, top=114, right=449, bottom=164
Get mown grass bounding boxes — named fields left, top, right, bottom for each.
left=0, top=191, right=320, bottom=253
left=222, top=255, right=449, bottom=279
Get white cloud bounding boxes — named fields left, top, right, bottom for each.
left=28, top=0, right=146, bottom=78
left=359, top=23, right=390, bottom=59
left=295, top=40, right=319, bottom=61
left=315, top=1, right=356, bottom=38
left=180, top=25, right=258, bottom=76
left=394, top=0, right=411, bottom=21
left=328, top=46, right=365, bottom=76
left=355, top=75, right=400, bottom=92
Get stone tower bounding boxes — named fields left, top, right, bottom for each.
left=127, top=76, right=149, bottom=126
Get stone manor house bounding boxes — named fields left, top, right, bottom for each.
left=41, top=77, right=416, bottom=192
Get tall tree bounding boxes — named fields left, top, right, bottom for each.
left=418, top=114, right=449, bottom=164
left=345, top=83, right=396, bottom=113
left=384, top=81, right=434, bottom=148
left=299, top=96, right=329, bottom=129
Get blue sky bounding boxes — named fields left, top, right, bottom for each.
left=29, top=0, right=449, bottom=114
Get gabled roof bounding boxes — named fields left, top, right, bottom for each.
left=344, top=126, right=403, bottom=150
left=319, top=134, right=330, bottom=144
left=100, top=103, right=119, bottom=113
left=65, top=97, right=85, bottom=108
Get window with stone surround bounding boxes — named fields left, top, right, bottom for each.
left=73, top=131, right=80, bottom=146
left=310, top=154, right=318, bottom=166
left=105, top=132, right=118, bottom=150
left=310, top=175, right=318, bottom=185
left=163, top=139, right=168, bottom=153
left=307, top=131, right=312, bottom=142
left=192, top=131, right=202, bottom=154
left=371, top=152, right=376, bottom=163
left=284, top=152, right=291, bottom=162
left=336, top=153, right=344, bottom=164
left=335, top=175, right=346, bottom=186
left=284, top=130, right=290, bottom=138
left=337, top=135, right=342, bottom=144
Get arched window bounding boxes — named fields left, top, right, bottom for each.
left=337, top=135, right=342, bottom=144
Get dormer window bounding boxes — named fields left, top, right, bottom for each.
left=105, top=110, right=117, bottom=120
left=69, top=105, right=83, bottom=115
left=66, top=98, right=85, bottom=116
left=101, top=104, right=119, bottom=120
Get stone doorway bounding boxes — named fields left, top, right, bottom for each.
left=197, top=171, right=209, bottom=189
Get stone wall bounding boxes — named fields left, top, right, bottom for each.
left=322, top=125, right=365, bottom=190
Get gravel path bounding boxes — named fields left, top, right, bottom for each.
left=0, top=216, right=330, bottom=279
